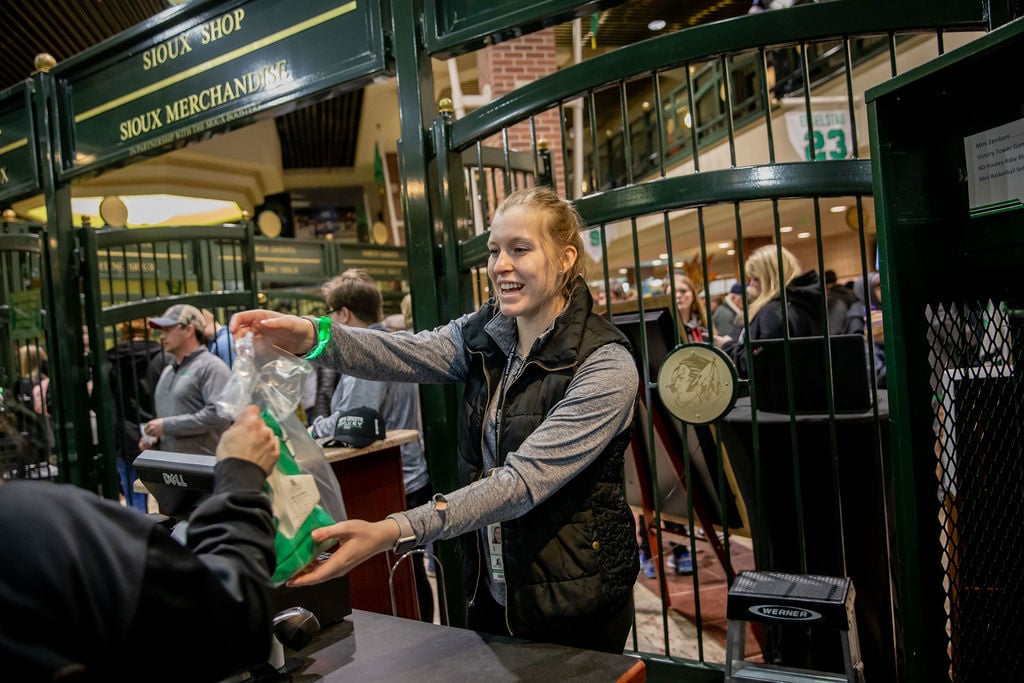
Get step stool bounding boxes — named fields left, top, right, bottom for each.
left=724, top=571, right=864, bottom=683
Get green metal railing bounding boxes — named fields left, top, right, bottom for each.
left=408, top=1, right=998, bottom=679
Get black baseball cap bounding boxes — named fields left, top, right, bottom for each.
left=320, top=406, right=386, bottom=448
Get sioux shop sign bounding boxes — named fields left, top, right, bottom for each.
left=52, top=0, right=387, bottom=179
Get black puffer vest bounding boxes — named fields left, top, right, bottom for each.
left=457, top=279, right=639, bottom=640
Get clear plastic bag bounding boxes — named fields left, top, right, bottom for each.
left=216, top=332, right=347, bottom=584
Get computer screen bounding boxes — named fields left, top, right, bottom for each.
left=610, top=306, right=678, bottom=381
left=133, top=450, right=217, bottom=518
left=750, top=334, right=872, bottom=413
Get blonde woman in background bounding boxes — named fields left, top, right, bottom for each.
left=713, top=244, right=823, bottom=377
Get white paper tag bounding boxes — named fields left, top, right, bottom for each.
left=268, top=470, right=321, bottom=538
left=487, top=522, right=504, bottom=582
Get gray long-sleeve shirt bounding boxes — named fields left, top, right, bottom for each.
left=313, top=312, right=638, bottom=547
left=154, top=347, right=232, bottom=455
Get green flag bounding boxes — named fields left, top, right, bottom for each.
left=374, top=142, right=385, bottom=185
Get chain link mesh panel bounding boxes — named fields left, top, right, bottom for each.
left=929, top=300, right=1023, bottom=681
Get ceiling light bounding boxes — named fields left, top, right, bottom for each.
left=651, top=259, right=662, bottom=266
left=780, top=226, right=793, bottom=233
left=618, top=268, right=628, bottom=274
left=642, top=101, right=650, bottom=110
left=29, top=194, right=242, bottom=228
left=727, top=249, right=736, bottom=255
left=659, top=253, right=668, bottom=260
left=674, top=261, right=683, bottom=268
left=648, top=19, right=666, bottom=31
left=718, top=242, right=731, bottom=249
left=797, top=231, right=811, bottom=239
left=830, top=205, right=847, bottom=213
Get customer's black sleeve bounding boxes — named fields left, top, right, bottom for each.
left=124, top=458, right=276, bottom=682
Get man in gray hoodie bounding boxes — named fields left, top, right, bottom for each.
left=141, top=303, right=231, bottom=455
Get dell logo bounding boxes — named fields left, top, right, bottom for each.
left=748, top=605, right=822, bottom=622
left=162, top=472, right=188, bottom=488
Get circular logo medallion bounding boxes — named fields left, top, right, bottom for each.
left=656, top=343, right=738, bottom=424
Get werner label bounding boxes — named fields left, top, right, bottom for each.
left=964, top=117, right=1024, bottom=218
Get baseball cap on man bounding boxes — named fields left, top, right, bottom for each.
left=320, top=406, right=386, bottom=448
left=729, top=282, right=745, bottom=295
left=149, top=304, right=205, bottom=330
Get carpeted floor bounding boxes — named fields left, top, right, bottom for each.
left=635, top=526, right=763, bottom=662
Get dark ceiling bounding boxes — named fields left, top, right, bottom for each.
left=0, top=0, right=750, bottom=170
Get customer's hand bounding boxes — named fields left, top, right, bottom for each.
left=229, top=309, right=318, bottom=357
left=216, top=405, right=279, bottom=475
left=286, top=518, right=399, bottom=587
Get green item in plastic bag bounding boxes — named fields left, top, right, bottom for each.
left=262, top=410, right=337, bottom=584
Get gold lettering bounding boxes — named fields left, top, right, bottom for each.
left=131, top=59, right=292, bottom=141
left=0, top=167, right=8, bottom=184
left=142, top=33, right=193, bottom=71
left=117, top=108, right=164, bottom=141
left=200, top=8, right=246, bottom=45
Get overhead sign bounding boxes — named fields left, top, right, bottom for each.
left=255, top=239, right=325, bottom=281
left=337, top=244, right=408, bottom=280
left=0, top=82, right=40, bottom=203
left=53, top=0, right=389, bottom=179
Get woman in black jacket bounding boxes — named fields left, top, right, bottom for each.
left=714, top=244, right=823, bottom=378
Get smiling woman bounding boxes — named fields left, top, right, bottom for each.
left=228, top=186, right=641, bottom=654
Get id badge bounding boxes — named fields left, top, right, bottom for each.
left=487, top=522, right=504, bottom=582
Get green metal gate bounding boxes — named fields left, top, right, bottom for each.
left=395, top=0, right=1008, bottom=679
left=79, top=223, right=259, bottom=500
left=0, top=218, right=57, bottom=481
left=868, top=18, right=1024, bottom=682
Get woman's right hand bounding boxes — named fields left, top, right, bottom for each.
left=229, top=309, right=317, bottom=357
left=286, top=518, right=398, bottom=587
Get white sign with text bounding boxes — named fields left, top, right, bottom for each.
left=964, top=117, right=1024, bottom=218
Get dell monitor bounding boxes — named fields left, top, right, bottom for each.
left=133, top=449, right=216, bottom=519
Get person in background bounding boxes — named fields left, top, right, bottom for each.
left=106, top=319, right=169, bottom=512
left=714, top=244, right=823, bottom=377
left=13, top=344, right=51, bottom=471
left=0, top=405, right=280, bottom=682
left=400, top=292, right=414, bottom=331
left=854, top=271, right=886, bottom=388
left=712, top=282, right=745, bottom=338
left=824, top=269, right=863, bottom=336
left=674, top=273, right=709, bottom=343
left=141, top=304, right=231, bottom=455
left=231, top=186, right=640, bottom=653
left=202, top=308, right=235, bottom=368
left=308, top=272, right=434, bottom=623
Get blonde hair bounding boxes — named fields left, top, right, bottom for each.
left=494, top=186, right=586, bottom=299
left=745, top=245, right=801, bottom=320
left=400, top=293, right=413, bottom=330
left=674, top=273, right=707, bottom=328
left=18, top=344, right=47, bottom=377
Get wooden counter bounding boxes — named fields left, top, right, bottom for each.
left=322, top=429, right=421, bottom=621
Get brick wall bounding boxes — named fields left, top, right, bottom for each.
left=477, top=28, right=564, bottom=196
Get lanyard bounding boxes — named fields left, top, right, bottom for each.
left=493, top=342, right=518, bottom=459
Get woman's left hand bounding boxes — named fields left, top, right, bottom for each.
left=286, top=518, right=399, bottom=587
